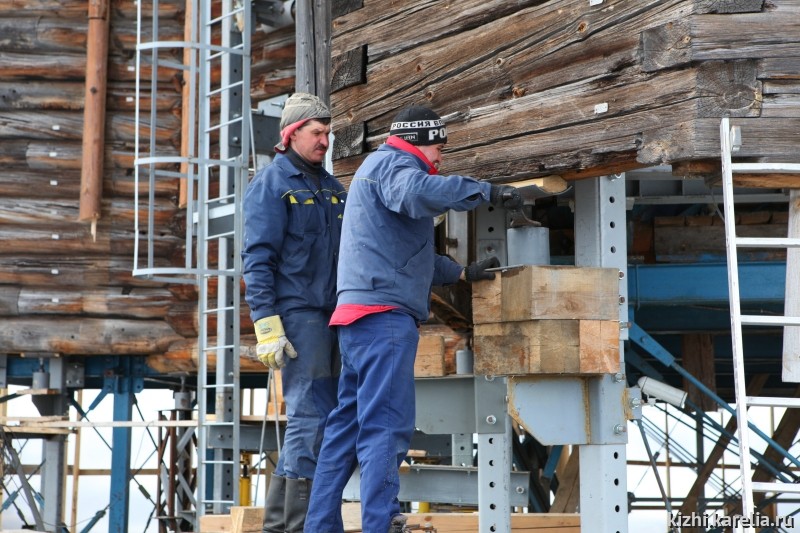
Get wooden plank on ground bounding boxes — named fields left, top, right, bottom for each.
left=399, top=512, right=580, bottom=532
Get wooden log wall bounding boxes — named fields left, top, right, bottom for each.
left=0, top=0, right=185, bottom=368
left=0, top=0, right=295, bottom=374
left=329, top=0, right=800, bottom=186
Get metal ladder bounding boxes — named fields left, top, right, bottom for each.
left=719, top=117, right=800, bottom=530
left=133, top=0, right=252, bottom=524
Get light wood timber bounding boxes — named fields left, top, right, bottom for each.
left=474, top=320, right=619, bottom=375
left=472, top=265, right=620, bottom=325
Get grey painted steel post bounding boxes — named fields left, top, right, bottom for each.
left=574, top=175, right=629, bottom=533
left=41, top=358, right=67, bottom=532
left=475, top=376, right=513, bottom=532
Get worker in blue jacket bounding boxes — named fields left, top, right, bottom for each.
left=304, top=105, right=523, bottom=533
left=241, top=93, right=345, bottom=533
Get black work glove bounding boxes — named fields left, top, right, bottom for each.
left=489, top=184, right=524, bottom=209
left=464, top=256, right=500, bottom=282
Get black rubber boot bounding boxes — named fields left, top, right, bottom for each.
left=387, top=514, right=409, bottom=533
left=284, top=477, right=312, bottom=533
left=262, top=474, right=286, bottom=533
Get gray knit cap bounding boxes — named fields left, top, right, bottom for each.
left=279, top=92, right=331, bottom=130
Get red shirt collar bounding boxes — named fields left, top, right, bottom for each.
left=385, top=135, right=438, bottom=175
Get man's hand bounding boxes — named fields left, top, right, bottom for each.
left=489, top=185, right=523, bottom=209
left=254, top=315, right=298, bottom=369
left=464, top=256, right=501, bottom=282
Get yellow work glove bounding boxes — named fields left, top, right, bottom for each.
left=254, top=315, right=297, bottom=369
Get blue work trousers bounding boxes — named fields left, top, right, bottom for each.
left=276, top=310, right=340, bottom=480
left=305, top=311, right=419, bottom=533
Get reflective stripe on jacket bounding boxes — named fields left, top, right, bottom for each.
left=242, top=154, right=346, bottom=321
left=336, top=143, right=491, bottom=322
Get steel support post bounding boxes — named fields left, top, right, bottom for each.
left=108, top=357, right=144, bottom=533
left=475, top=376, right=512, bottom=532
left=574, top=175, right=629, bottom=533
left=40, top=358, right=67, bottom=532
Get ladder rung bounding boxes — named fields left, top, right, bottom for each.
left=202, top=305, right=235, bottom=314
left=731, top=162, right=800, bottom=174
left=201, top=498, right=236, bottom=504
left=201, top=383, right=235, bottom=390
left=736, top=237, right=800, bottom=248
left=746, top=396, right=800, bottom=409
left=201, top=459, right=236, bottom=465
left=741, top=315, right=800, bottom=327
left=752, top=481, right=800, bottom=494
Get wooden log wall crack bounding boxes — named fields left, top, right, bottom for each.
left=330, top=0, right=800, bottom=184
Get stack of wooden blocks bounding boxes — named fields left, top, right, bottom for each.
left=472, top=265, right=620, bottom=375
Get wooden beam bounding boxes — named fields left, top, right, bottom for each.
left=551, top=447, right=580, bottom=513
left=295, top=0, right=331, bottom=101
left=409, top=513, right=581, bottom=532
left=79, top=0, right=111, bottom=227
left=0, top=317, right=181, bottom=355
left=681, top=334, right=718, bottom=412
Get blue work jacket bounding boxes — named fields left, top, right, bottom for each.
left=337, top=143, right=491, bottom=322
left=242, top=154, right=346, bottom=322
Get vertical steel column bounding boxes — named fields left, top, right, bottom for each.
left=108, top=357, right=144, bottom=533
left=574, top=175, right=629, bottom=533
left=110, top=391, right=133, bottom=532
left=475, top=376, right=512, bottom=532
left=40, top=358, right=67, bottom=532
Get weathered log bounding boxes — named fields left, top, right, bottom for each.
left=330, top=45, right=366, bottom=93
left=153, top=334, right=266, bottom=374
left=0, top=51, right=182, bottom=83
left=331, top=122, right=365, bottom=160
left=0, top=111, right=180, bottom=146
left=0, top=198, right=179, bottom=226
left=0, top=167, right=179, bottom=202
left=641, top=117, right=800, bottom=165
left=760, top=57, right=800, bottom=80
left=0, top=318, right=182, bottom=355
left=0, top=258, right=170, bottom=290
left=0, top=0, right=184, bottom=19
left=0, top=225, right=181, bottom=257
left=332, top=0, right=362, bottom=19
left=0, top=287, right=175, bottom=319
left=0, top=18, right=183, bottom=55
left=0, top=169, right=82, bottom=198
left=331, top=0, right=689, bottom=132
left=0, top=82, right=84, bottom=111
left=333, top=0, right=551, bottom=63
left=441, top=60, right=759, bottom=150
left=251, top=25, right=296, bottom=101
left=642, top=10, right=800, bottom=72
